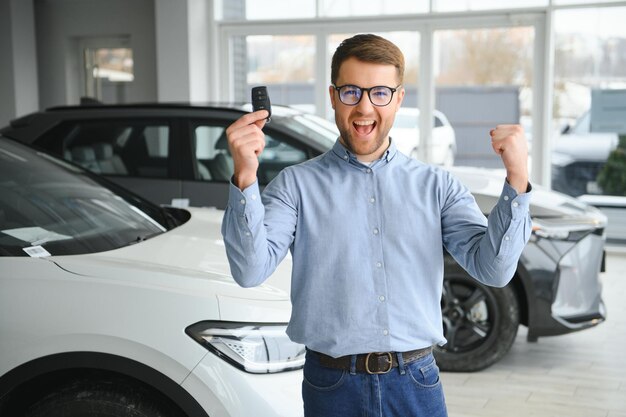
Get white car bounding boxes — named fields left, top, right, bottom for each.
left=390, top=107, right=457, bottom=166
left=552, top=110, right=619, bottom=197
left=0, top=137, right=304, bottom=417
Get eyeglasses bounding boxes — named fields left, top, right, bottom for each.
left=332, top=84, right=401, bottom=107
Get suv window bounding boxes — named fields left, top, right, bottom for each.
left=192, top=124, right=307, bottom=184
left=193, top=125, right=231, bottom=181
left=36, top=120, right=171, bottom=178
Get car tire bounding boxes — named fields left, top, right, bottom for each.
left=24, top=377, right=185, bottom=417
left=434, top=268, right=519, bottom=372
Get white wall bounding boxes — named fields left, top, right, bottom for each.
left=155, top=0, right=190, bottom=101
left=0, top=0, right=39, bottom=126
left=155, top=0, right=212, bottom=102
left=34, top=0, right=158, bottom=108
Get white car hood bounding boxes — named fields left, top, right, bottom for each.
left=50, top=207, right=294, bottom=314
left=448, top=166, right=607, bottom=225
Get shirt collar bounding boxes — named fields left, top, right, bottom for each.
left=331, top=138, right=398, bottom=165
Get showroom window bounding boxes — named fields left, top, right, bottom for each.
left=319, top=0, right=428, bottom=17
left=434, top=0, right=547, bottom=12
left=83, top=47, right=134, bottom=104
left=552, top=6, right=626, bottom=198
left=434, top=26, right=535, bottom=168
left=233, top=35, right=316, bottom=112
left=218, top=0, right=315, bottom=20
left=231, top=31, right=418, bottom=116
left=215, top=0, right=555, bottom=20
left=217, top=0, right=626, bottom=188
left=215, top=0, right=427, bottom=20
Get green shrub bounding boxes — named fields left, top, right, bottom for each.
left=597, top=135, right=626, bottom=196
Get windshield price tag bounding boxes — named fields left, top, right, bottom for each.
left=23, top=245, right=52, bottom=258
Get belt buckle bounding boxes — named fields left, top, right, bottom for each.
left=365, top=352, right=393, bottom=374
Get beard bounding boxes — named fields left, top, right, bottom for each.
left=336, top=121, right=392, bottom=159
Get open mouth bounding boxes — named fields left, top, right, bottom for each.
left=353, top=120, right=376, bottom=136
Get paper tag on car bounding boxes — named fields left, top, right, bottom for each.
left=171, top=198, right=190, bottom=208
left=23, top=245, right=52, bottom=258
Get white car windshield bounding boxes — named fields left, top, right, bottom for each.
left=0, top=138, right=170, bottom=257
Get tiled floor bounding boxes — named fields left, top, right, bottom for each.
left=442, top=247, right=626, bottom=417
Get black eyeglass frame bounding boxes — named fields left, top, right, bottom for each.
left=332, top=84, right=402, bottom=107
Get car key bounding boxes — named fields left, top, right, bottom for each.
left=251, top=86, right=271, bottom=122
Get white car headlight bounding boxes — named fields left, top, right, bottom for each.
left=186, top=321, right=305, bottom=374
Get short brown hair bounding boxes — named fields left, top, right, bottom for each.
left=331, top=34, right=405, bottom=85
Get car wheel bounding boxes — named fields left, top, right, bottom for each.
left=25, top=378, right=185, bottom=417
left=434, top=270, right=519, bottom=372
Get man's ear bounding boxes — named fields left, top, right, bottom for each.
left=395, top=86, right=405, bottom=108
left=329, top=85, right=336, bottom=109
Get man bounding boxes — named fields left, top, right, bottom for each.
left=222, top=34, right=531, bottom=417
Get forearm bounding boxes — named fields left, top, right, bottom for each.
left=506, top=171, right=530, bottom=195
left=233, top=167, right=258, bottom=191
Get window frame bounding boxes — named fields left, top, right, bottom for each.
left=217, top=11, right=551, bottom=184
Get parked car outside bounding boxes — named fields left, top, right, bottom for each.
left=552, top=111, right=619, bottom=197
left=2, top=102, right=608, bottom=372
left=550, top=111, right=626, bottom=244
left=390, top=107, right=457, bottom=166
left=0, top=136, right=304, bottom=416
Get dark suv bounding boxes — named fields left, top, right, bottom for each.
left=1, top=103, right=336, bottom=209
left=1, top=102, right=608, bottom=372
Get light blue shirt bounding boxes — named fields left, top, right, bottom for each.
left=222, top=139, right=532, bottom=358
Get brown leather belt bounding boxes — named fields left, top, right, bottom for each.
left=311, top=346, right=433, bottom=374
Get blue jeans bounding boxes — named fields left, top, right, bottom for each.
left=302, top=349, right=448, bottom=417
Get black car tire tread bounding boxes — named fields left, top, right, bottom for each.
left=24, top=378, right=186, bottom=417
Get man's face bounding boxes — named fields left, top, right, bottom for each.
left=329, top=57, right=404, bottom=162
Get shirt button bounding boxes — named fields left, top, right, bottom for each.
left=240, top=199, right=246, bottom=205
left=251, top=194, right=257, bottom=200
left=245, top=232, right=251, bottom=237
left=373, top=228, right=379, bottom=235
left=382, top=329, right=389, bottom=336
left=504, top=195, right=509, bottom=201
left=512, top=202, right=519, bottom=208
left=505, top=236, right=510, bottom=241
left=379, top=295, right=386, bottom=302
left=343, top=155, right=348, bottom=160
left=370, top=197, right=376, bottom=203
left=366, top=168, right=372, bottom=174
left=376, top=262, right=382, bottom=268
